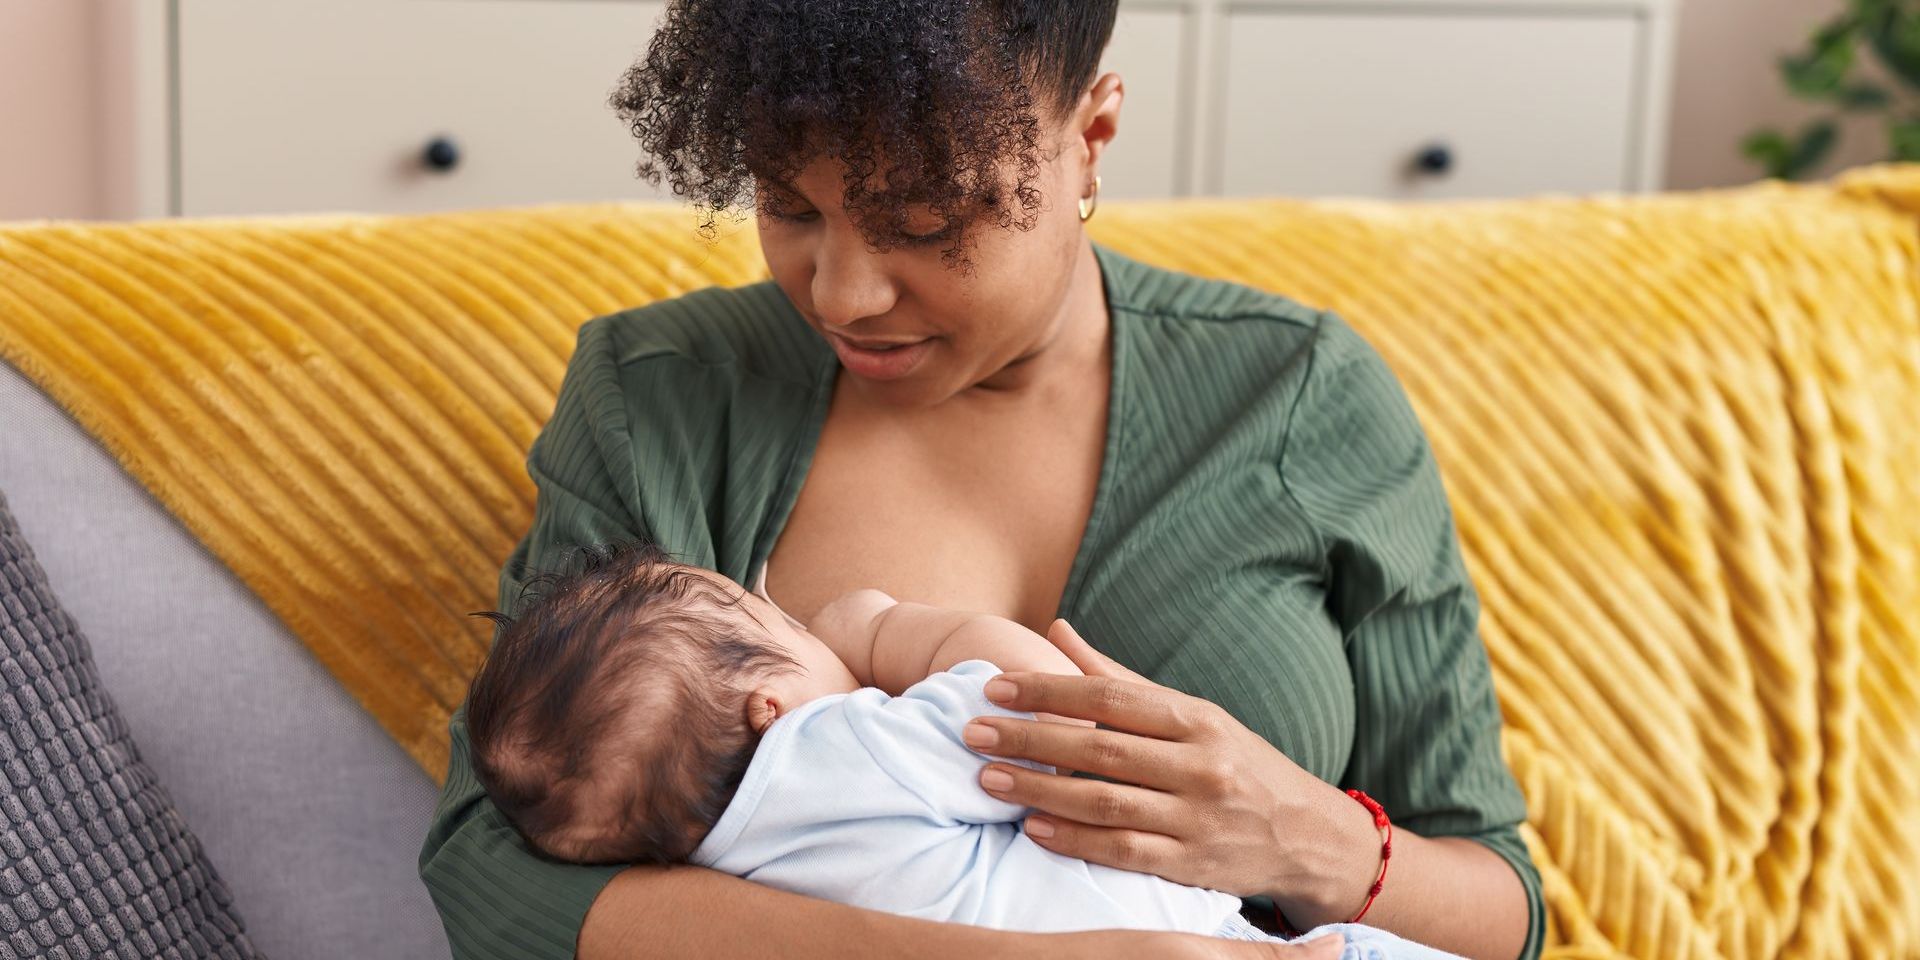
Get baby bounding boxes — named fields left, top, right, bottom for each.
left=463, top=540, right=1462, bottom=957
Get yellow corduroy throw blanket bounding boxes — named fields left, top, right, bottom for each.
left=2, top=166, right=1917, bottom=959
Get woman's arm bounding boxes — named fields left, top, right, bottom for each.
left=579, top=865, right=1099, bottom=960
left=1280, top=814, right=1528, bottom=959
left=1276, top=312, right=1540, bottom=960
left=579, top=865, right=1351, bottom=960
left=579, top=866, right=1006, bottom=959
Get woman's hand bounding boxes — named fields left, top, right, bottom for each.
left=964, top=621, right=1378, bottom=914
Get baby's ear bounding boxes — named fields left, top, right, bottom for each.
left=745, top=688, right=781, bottom=734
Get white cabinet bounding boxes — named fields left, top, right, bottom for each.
left=177, top=0, right=668, bottom=216
left=1216, top=6, right=1654, bottom=199
left=118, top=0, right=1673, bottom=216
left=1112, top=0, right=1676, bottom=199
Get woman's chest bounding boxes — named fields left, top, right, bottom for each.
left=1077, top=564, right=1358, bottom=783
left=765, top=389, right=1109, bottom=633
left=756, top=324, right=1358, bottom=778
left=771, top=418, right=1357, bottom=782
left=1062, top=422, right=1358, bottom=782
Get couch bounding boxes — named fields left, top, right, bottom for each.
left=1, top=166, right=1915, bottom=959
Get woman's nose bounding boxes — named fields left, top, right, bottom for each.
left=810, top=238, right=899, bottom=328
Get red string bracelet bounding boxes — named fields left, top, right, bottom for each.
left=1276, top=789, right=1393, bottom=937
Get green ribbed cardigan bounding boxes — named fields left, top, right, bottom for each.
left=418, top=243, right=1544, bottom=960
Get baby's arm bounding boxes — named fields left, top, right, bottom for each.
left=810, top=590, right=1092, bottom=727
left=872, top=603, right=1095, bottom=729
left=868, top=604, right=1083, bottom=695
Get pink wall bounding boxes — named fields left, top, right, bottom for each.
left=0, top=0, right=103, bottom=221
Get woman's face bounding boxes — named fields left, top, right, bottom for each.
left=756, top=75, right=1122, bottom=408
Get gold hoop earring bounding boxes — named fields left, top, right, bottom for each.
left=1078, top=176, right=1102, bottom=222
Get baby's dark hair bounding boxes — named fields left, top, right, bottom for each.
left=609, top=0, right=1120, bottom=264
left=464, top=541, right=800, bottom=865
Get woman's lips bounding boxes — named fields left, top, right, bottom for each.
left=827, top=333, right=934, bottom=381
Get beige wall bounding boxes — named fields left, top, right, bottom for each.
left=0, top=0, right=1904, bottom=220
left=0, top=0, right=102, bottom=221
left=1664, top=0, right=1890, bottom=190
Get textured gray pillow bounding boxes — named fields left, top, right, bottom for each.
left=0, top=489, right=260, bottom=959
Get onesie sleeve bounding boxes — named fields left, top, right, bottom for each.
left=840, top=659, right=1054, bottom=825
left=1279, top=313, right=1545, bottom=960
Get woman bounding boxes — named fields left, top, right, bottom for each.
left=418, top=1, right=1544, bottom=958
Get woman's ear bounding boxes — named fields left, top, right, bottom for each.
left=746, top=688, right=782, bottom=734
left=1076, top=72, right=1125, bottom=177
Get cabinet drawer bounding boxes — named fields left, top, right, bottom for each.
left=1218, top=10, right=1642, bottom=199
left=178, top=0, right=667, bottom=216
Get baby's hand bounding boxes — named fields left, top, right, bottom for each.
left=809, top=588, right=895, bottom=686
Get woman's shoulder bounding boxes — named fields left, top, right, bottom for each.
left=1098, top=243, right=1405, bottom=403
left=1095, top=242, right=1324, bottom=333
left=577, top=279, right=829, bottom=385
left=1101, top=244, right=1404, bottom=384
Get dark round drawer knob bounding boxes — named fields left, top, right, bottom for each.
left=1415, top=143, right=1454, bottom=176
left=422, top=136, right=462, bottom=172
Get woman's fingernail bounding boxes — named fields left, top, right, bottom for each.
left=981, top=768, right=1014, bottom=792
left=962, top=722, right=999, bottom=749
left=1026, top=817, right=1056, bottom=839
left=984, top=678, right=1017, bottom=703
left=1303, top=932, right=1345, bottom=956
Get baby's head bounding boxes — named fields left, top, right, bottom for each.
left=463, top=541, right=853, bottom=865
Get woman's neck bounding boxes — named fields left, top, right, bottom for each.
left=971, top=239, right=1109, bottom=398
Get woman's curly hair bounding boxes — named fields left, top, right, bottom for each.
left=610, top=0, right=1119, bottom=265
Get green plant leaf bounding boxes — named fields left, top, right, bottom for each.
left=1746, top=121, right=1840, bottom=180
left=1782, top=35, right=1857, bottom=99
left=1741, top=129, right=1795, bottom=178
left=1864, top=5, right=1920, bottom=89
left=1784, top=15, right=1862, bottom=99
left=1890, top=117, right=1920, bottom=160
left=1788, top=119, right=1841, bottom=179
left=1754, top=3, right=1920, bottom=175
left=1838, top=82, right=1893, bottom=108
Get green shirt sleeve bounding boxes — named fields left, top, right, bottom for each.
left=1280, top=313, right=1545, bottom=960
left=418, top=318, right=639, bottom=960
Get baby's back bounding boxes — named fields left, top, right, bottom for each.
left=688, top=660, right=1241, bottom=934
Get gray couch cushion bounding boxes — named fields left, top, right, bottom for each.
left=0, top=361, right=445, bottom=959
left=0, top=487, right=259, bottom=959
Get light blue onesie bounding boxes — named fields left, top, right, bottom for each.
left=689, top=660, right=1467, bottom=960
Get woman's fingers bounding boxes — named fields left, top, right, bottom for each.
left=982, top=670, right=1215, bottom=741
left=964, top=716, right=1198, bottom=789
left=1045, top=619, right=1152, bottom=684
left=979, top=762, right=1183, bottom=832
left=1275, top=932, right=1347, bottom=959
left=1016, top=815, right=1188, bottom=878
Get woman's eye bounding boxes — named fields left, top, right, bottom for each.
left=902, top=224, right=954, bottom=246
left=764, top=207, right=820, bottom=224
